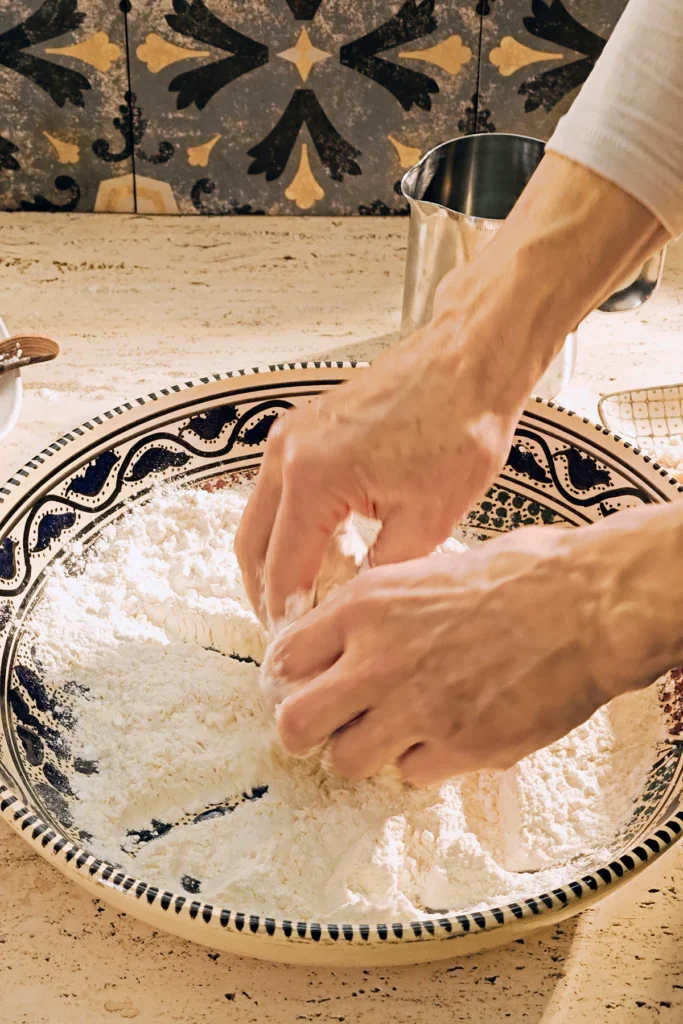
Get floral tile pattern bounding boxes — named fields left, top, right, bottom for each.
left=125, top=0, right=480, bottom=214
left=0, top=0, right=134, bottom=212
left=0, top=1, right=632, bottom=214
left=477, top=0, right=628, bottom=137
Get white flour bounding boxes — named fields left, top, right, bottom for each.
left=28, top=482, right=664, bottom=922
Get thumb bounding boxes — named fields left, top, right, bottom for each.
left=369, top=504, right=451, bottom=567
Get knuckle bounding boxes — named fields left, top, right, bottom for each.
left=328, top=737, right=370, bottom=782
left=468, top=437, right=499, bottom=480
left=430, top=305, right=459, bottom=335
left=277, top=697, right=315, bottom=757
left=282, top=439, right=320, bottom=484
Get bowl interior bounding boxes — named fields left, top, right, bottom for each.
left=1, top=366, right=683, bottom=928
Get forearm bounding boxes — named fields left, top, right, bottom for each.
left=568, top=501, right=683, bottom=698
left=431, top=153, right=668, bottom=405
left=424, top=0, right=682, bottom=409
left=487, top=154, right=668, bottom=342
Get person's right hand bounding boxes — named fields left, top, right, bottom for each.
left=236, top=153, right=666, bottom=627
left=236, top=289, right=540, bottom=626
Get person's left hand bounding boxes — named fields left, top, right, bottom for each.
left=262, top=524, right=641, bottom=786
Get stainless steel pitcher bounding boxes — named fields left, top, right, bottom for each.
left=401, top=133, right=666, bottom=400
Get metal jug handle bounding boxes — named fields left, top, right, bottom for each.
left=598, top=248, right=666, bottom=312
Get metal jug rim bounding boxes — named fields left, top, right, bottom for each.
left=400, top=131, right=546, bottom=214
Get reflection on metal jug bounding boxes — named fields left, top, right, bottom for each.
left=400, top=133, right=666, bottom=401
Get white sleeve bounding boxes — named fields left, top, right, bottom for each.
left=547, top=0, right=683, bottom=238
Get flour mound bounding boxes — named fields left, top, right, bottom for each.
left=28, top=482, right=664, bottom=922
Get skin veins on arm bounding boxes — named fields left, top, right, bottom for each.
left=239, top=151, right=676, bottom=783
left=237, top=152, right=670, bottom=624
left=433, top=152, right=670, bottom=394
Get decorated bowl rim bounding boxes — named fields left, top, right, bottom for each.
left=1, top=359, right=683, bottom=950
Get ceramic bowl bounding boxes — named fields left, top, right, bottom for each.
left=0, top=317, right=22, bottom=444
left=599, top=384, right=683, bottom=450
left=1, top=365, right=683, bottom=967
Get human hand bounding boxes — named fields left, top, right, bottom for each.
left=262, top=508, right=683, bottom=786
left=236, top=153, right=667, bottom=629
left=236, top=312, right=533, bottom=627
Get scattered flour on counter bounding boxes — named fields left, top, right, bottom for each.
left=37, top=387, right=61, bottom=402
left=28, top=482, right=664, bottom=922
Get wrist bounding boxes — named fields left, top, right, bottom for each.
left=496, top=153, right=667, bottom=337
left=567, top=504, right=683, bottom=699
left=432, top=153, right=668, bottom=403
left=410, top=305, right=531, bottom=426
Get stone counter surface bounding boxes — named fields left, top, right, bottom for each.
left=0, top=215, right=682, bottom=1024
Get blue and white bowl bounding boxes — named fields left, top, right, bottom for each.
left=1, top=364, right=682, bottom=966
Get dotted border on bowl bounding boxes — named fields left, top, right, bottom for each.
left=2, top=786, right=682, bottom=945
left=1, top=363, right=682, bottom=949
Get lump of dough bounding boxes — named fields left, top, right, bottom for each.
left=260, top=514, right=380, bottom=710
left=313, top=513, right=379, bottom=604
left=269, top=513, right=380, bottom=637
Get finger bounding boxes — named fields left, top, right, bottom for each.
left=327, top=709, right=422, bottom=781
left=235, top=441, right=284, bottom=619
left=265, top=470, right=347, bottom=625
left=398, top=741, right=461, bottom=787
left=370, top=504, right=451, bottom=568
left=277, top=659, right=372, bottom=757
left=259, top=599, right=345, bottom=710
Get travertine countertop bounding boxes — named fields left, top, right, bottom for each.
left=1, top=214, right=682, bottom=1024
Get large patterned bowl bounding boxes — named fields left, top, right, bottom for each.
left=1, top=364, right=682, bottom=966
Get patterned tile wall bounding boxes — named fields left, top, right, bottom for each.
left=0, top=1, right=133, bottom=212
left=0, top=0, right=629, bottom=214
left=477, top=0, right=627, bottom=137
left=126, top=0, right=480, bottom=215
